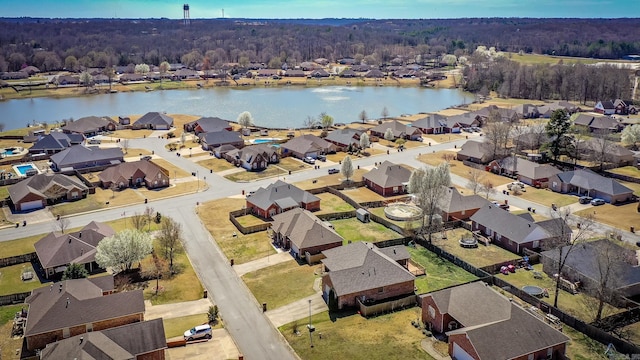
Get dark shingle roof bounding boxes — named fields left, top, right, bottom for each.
left=98, top=160, right=166, bottom=185
left=29, top=133, right=84, bottom=152
left=556, top=168, right=632, bottom=196
left=271, top=208, right=343, bottom=250
left=188, top=116, right=232, bottom=133
left=50, top=145, right=123, bottom=169
left=498, top=157, right=561, bottom=180
left=439, top=187, right=490, bottom=214
left=470, top=205, right=551, bottom=244
left=411, top=114, right=447, bottom=130
left=325, top=128, right=363, bottom=147
left=247, top=180, right=319, bottom=211
left=370, top=120, right=421, bottom=138
left=362, top=161, right=412, bottom=188
left=199, top=130, right=243, bottom=146
left=133, top=112, right=174, bottom=128
left=8, top=173, right=89, bottom=203
left=281, top=134, right=333, bottom=155
left=62, top=116, right=115, bottom=134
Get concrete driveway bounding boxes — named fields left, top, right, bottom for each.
left=166, top=329, right=240, bottom=360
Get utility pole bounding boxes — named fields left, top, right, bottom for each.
left=307, top=299, right=314, bottom=348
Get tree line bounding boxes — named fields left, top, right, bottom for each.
left=0, top=17, right=639, bottom=72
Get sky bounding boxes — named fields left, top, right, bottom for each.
left=0, top=0, right=638, bottom=19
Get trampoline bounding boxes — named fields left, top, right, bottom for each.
left=522, top=285, right=544, bottom=298
left=458, top=237, right=478, bottom=248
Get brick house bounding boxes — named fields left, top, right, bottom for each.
left=324, top=128, right=364, bottom=151
left=223, top=144, right=279, bottom=171
left=132, top=112, right=174, bottom=130
left=548, top=168, right=634, bottom=204
left=411, top=114, right=448, bottom=134
left=362, top=161, right=412, bottom=196
left=40, top=318, right=166, bottom=360
left=487, top=157, right=561, bottom=188
left=439, top=187, right=490, bottom=221
left=271, top=208, right=343, bottom=262
left=199, top=130, right=244, bottom=151
left=98, top=160, right=169, bottom=190
left=420, top=282, right=569, bottom=360
left=62, top=116, right=118, bottom=136
left=28, top=133, right=85, bottom=155
left=49, top=145, right=124, bottom=172
left=24, top=277, right=145, bottom=351
left=246, top=180, right=320, bottom=219
left=8, top=173, right=90, bottom=212
left=456, top=140, right=495, bottom=164
left=321, top=242, right=414, bottom=310
left=369, top=120, right=423, bottom=141
left=280, top=134, right=335, bottom=160
left=183, top=116, right=232, bottom=134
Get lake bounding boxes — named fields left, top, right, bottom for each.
left=0, top=86, right=473, bottom=131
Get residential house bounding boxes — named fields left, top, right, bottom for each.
left=420, top=282, right=570, bottom=360
left=538, top=101, right=579, bottom=118
left=9, top=173, right=89, bottom=212
left=325, top=128, right=364, bottom=151
left=199, top=130, right=244, bottom=151
left=271, top=208, right=343, bottom=262
left=34, top=221, right=115, bottom=279
left=369, top=120, right=423, bottom=141
left=246, top=180, right=320, bottom=218
left=24, top=277, right=144, bottom=351
left=470, top=204, right=566, bottom=254
left=351, top=65, right=372, bottom=73
left=40, top=319, right=167, bottom=360
left=364, top=69, right=385, bottom=78
left=572, top=113, right=622, bottom=133
left=310, top=69, right=330, bottom=78
left=28, top=133, right=84, bottom=155
left=541, top=239, right=640, bottom=298
left=580, top=138, right=635, bottom=166
left=548, top=168, right=634, bottom=204
left=474, top=105, right=519, bottom=124
left=613, top=99, right=638, bottom=115
left=456, top=140, right=494, bottom=164
left=339, top=68, right=357, bottom=78
left=488, top=157, right=561, bottom=188
left=55, top=75, right=80, bottom=85
left=411, top=114, right=448, bottom=134
left=118, top=73, right=145, bottom=83
left=62, top=116, right=117, bottom=136
left=513, top=131, right=549, bottom=151
left=98, top=160, right=169, bottom=189
left=280, top=134, right=335, bottom=160
left=439, top=187, right=491, bottom=221
left=594, top=100, right=616, bottom=115
left=213, top=144, right=240, bottom=158
left=338, top=57, right=356, bottom=65
left=173, top=68, right=200, bottom=80
left=132, top=112, right=174, bottom=130
left=321, top=242, right=414, bottom=310
left=513, top=103, right=541, bottom=119
left=183, top=116, right=232, bottom=134
left=1, top=71, right=29, bottom=80
left=362, top=161, right=411, bottom=196
left=443, top=112, right=481, bottom=132
left=257, top=69, right=279, bottom=77
left=223, top=144, right=279, bottom=171
left=50, top=145, right=124, bottom=172
left=284, top=69, right=305, bottom=77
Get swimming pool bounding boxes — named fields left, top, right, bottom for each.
left=251, top=138, right=282, bottom=144
left=13, top=163, right=40, bottom=177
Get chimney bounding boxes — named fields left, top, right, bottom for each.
left=79, top=232, right=82, bottom=238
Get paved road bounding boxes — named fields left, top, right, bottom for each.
left=2, top=132, right=639, bottom=359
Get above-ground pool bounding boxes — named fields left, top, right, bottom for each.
left=13, top=163, right=40, bottom=177
left=384, top=203, right=423, bottom=221
left=251, top=138, right=282, bottom=144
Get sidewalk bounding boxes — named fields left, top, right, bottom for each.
left=421, top=338, right=452, bottom=360
left=144, top=298, right=212, bottom=320
left=266, top=293, right=328, bottom=328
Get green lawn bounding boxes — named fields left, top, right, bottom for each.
left=408, top=245, right=478, bottom=294
left=340, top=187, right=386, bottom=203
left=280, top=309, right=434, bottom=360
left=162, top=313, right=223, bottom=339
left=142, top=245, right=204, bottom=305
left=242, top=260, right=319, bottom=310
left=563, top=326, right=609, bottom=360
left=0, top=304, right=26, bottom=360
left=315, top=193, right=355, bottom=214
left=514, top=187, right=578, bottom=208
left=0, top=263, right=41, bottom=296
left=369, top=207, right=422, bottom=231
left=330, top=218, right=402, bottom=244
left=607, top=166, right=640, bottom=178
left=0, top=186, right=8, bottom=199
left=430, top=229, right=521, bottom=268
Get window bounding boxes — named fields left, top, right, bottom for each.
left=428, top=305, right=435, bottom=319
left=393, top=186, right=399, bottom=194
left=547, top=348, right=553, bottom=359
left=63, top=327, right=70, bottom=338
left=461, top=210, right=465, bottom=216
left=86, top=323, right=93, bottom=332
left=378, top=287, right=384, bottom=293
left=528, top=354, right=534, bottom=360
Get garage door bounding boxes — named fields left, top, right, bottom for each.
left=452, top=343, right=475, bottom=360
left=20, top=200, right=43, bottom=211
left=306, top=152, right=317, bottom=159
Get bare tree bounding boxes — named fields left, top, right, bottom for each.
left=130, top=212, right=148, bottom=231
left=56, top=215, right=71, bottom=234
left=120, top=139, right=130, bottom=154
left=588, top=130, right=614, bottom=171
left=441, top=152, right=456, bottom=163
left=144, top=206, right=155, bottom=231
left=479, top=179, right=495, bottom=199
left=408, top=163, right=451, bottom=243
left=381, top=106, right=389, bottom=121
left=359, top=110, right=367, bottom=123
left=483, top=110, right=511, bottom=160
left=581, top=240, right=623, bottom=323
left=152, top=252, right=168, bottom=296
left=158, top=217, right=183, bottom=274
left=0, top=122, right=5, bottom=132
left=467, top=168, right=486, bottom=195
left=569, top=126, right=590, bottom=166
left=303, top=116, right=317, bottom=133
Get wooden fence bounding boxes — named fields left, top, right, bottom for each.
left=604, top=170, right=640, bottom=184
left=357, top=294, right=417, bottom=317
left=316, top=211, right=356, bottom=221
left=0, top=292, right=31, bottom=306
left=0, top=252, right=37, bottom=268
left=228, top=209, right=271, bottom=235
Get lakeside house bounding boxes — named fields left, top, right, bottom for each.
left=9, top=173, right=90, bottom=212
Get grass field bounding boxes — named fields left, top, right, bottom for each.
left=430, top=229, right=521, bottom=268
left=197, top=157, right=237, bottom=172
left=243, top=260, right=320, bottom=310
left=408, top=245, right=478, bottom=294
left=340, top=187, right=388, bottom=203
left=295, top=169, right=368, bottom=190
left=606, top=166, right=640, bottom=178
left=507, top=53, right=601, bottom=66
left=514, top=187, right=578, bottom=208
left=0, top=263, right=41, bottom=296
left=330, top=218, right=402, bottom=244
left=0, top=304, right=26, bottom=360
left=224, top=165, right=286, bottom=182
left=280, top=309, right=434, bottom=360
left=314, top=192, right=355, bottom=214
left=575, top=202, right=640, bottom=231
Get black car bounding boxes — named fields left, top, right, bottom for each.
left=328, top=168, right=339, bottom=174
left=578, top=196, right=593, bottom=204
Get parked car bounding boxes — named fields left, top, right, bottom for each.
left=184, top=324, right=212, bottom=341
left=303, top=156, right=316, bottom=164
left=507, top=182, right=525, bottom=191
left=579, top=196, right=593, bottom=204
left=317, top=154, right=326, bottom=162
left=140, top=155, right=152, bottom=161
left=328, top=168, right=339, bottom=174
left=590, top=198, right=605, bottom=206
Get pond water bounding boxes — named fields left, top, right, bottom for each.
left=0, top=86, right=473, bottom=131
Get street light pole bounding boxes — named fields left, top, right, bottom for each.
left=308, top=299, right=314, bottom=348
left=196, top=170, right=199, bottom=192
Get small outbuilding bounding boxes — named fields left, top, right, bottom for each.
left=356, top=208, right=370, bottom=223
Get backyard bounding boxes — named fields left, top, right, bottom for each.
left=280, top=308, right=433, bottom=360
left=341, top=186, right=391, bottom=203
left=0, top=304, right=26, bottom=360
left=330, top=218, right=402, bottom=244
left=0, top=263, right=40, bottom=296
left=314, top=193, right=355, bottom=214
left=430, top=228, right=521, bottom=268
left=242, top=260, right=319, bottom=310
left=407, top=245, right=478, bottom=294
left=295, top=168, right=368, bottom=190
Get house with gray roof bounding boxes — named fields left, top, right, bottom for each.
left=411, top=114, right=448, bottom=134
left=132, top=112, right=174, bottom=130
left=444, top=112, right=481, bottom=132
left=50, top=145, right=123, bottom=172
left=35, top=221, right=115, bottom=279
left=548, top=168, right=633, bottom=204
left=28, top=132, right=84, bottom=155
left=364, top=69, right=385, bottom=78
left=488, top=157, right=561, bottom=188
left=420, top=282, right=569, bottom=360
left=271, top=208, right=343, bottom=262
left=439, top=187, right=491, bottom=221
left=24, top=277, right=145, bottom=351
left=199, top=130, right=244, bottom=151
left=246, top=180, right=320, bottom=218
left=9, top=173, right=89, bottom=212
left=321, top=242, right=414, bottom=310
left=98, top=159, right=169, bottom=189
left=473, top=105, right=519, bottom=124
left=470, top=204, right=567, bottom=254
left=62, top=116, right=117, bottom=136
left=325, top=128, right=364, bottom=151
left=280, top=134, right=335, bottom=160
left=541, top=239, right=640, bottom=298
left=513, top=103, right=541, bottom=119
left=40, top=318, right=166, bottom=360
left=184, top=116, right=233, bottom=134
left=513, top=131, right=549, bottom=151
left=456, top=140, right=495, bottom=164
left=362, top=161, right=412, bottom=196
left=579, top=138, right=635, bottom=166
left=223, top=144, right=279, bottom=171
left=538, top=101, right=579, bottom=118
left=370, top=120, right=423, bottom=141
left=572, top=113, right=622, bottom=133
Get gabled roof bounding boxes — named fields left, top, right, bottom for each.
left=411, top=114, right=447, bottom=129
left=98, top=160, right=166, bottom=185
left=597, top=100, right=616, bottom=110
left=470, top=204, right=551, bottom=244
left=513, top=103, right=540, bottom=117
left=34, top=221, right=115, bottom=269
left=439, top=187, right=490, bottom=214
left=271, top=208, right=343, bottom=250
left=25, top=278, right=144, bottom=336
left=62, top=116, right=115, bottom=134
left=247, top=180, right=320, bottom=211
left=498, top=157, right=561, bottom=180
left=445, top=112, right=480, bottom=126
left=8, top=173, right=89, bottom=203
left=370, top=120, right=421, bottom=138
left=457, top=140, right=492, bottom=161
left=199, top=130, right=243, bottom=145
left=281, top=134, right=332, bottom=154
left=325, top=128, right=363, bottom=147
left=473, top=105, right=518, bottom=121
left=50, top=145, right=123, bottom=169
left=582, top=138, right=634, bottom=157
left=555, top=168, right=632, bottom=196
left=188, top=116, right=232, bottom=133
left=362, top=161, right=411, bottom=188
left=321, top=242, right=414, bottom=296
left=29, top=133, right=84, bottom=152
left=364, top=69, right=385, bottom=78
left=589, top=116, right=620, bottom=130
left=133, top=112, right=174, bottom=127
left=226, top=144, right=277, bottom=164
left=40, top=319, right=167, bottom=360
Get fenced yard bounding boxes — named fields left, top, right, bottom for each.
left=430, top=229, right=521, bottom=268
left=330, top=218, right=402, bottom=244
left=407, top=245, right=478, bottom=294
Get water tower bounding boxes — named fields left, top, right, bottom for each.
left=183, top=4, right=190, bottom=25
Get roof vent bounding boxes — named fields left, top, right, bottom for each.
left=66, top=297, right=70, bottom=308
left=59, top=284, right=63, bottom=292
left=528, top=224, right=531, bottom=227
left=80, top=336, right=84, bottom=344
